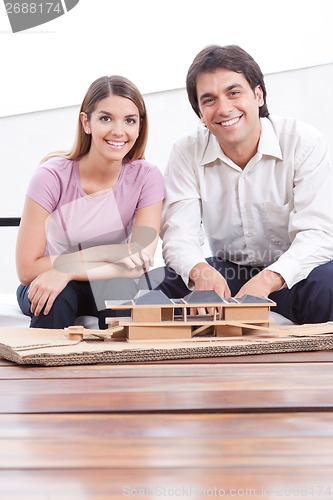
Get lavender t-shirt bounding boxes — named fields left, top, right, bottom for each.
left=26, top=157, right=164, bottom=255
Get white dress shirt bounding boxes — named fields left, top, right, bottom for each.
left=161, top=115, right=333, bottom=289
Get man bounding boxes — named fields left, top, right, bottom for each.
left=156, top=44, right=333, bottom=324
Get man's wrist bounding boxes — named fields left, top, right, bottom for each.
left=189, top=261, right=210, bottom=282
left=262, top=270, right=285, bottom=292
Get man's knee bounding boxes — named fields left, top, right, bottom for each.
left=285, top=262, right=333, bottom=323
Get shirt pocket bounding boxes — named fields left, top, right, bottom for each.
left=262, top=200, right=293, bottom=249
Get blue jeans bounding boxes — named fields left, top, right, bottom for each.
left=17, top=277, right=141, bottom=329
left=142, top=258, right=333, bottom=324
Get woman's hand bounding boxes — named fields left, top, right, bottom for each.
left=28, top=269, right=72, bottom=317
left=116, top=246, right=153, bottom=271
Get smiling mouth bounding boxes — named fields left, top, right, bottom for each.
left=106, top=140, right=126, bottom=148
left=219, top=116, right=241, bottom=128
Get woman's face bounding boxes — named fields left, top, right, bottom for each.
left=81, top=94, right=140, bottom=163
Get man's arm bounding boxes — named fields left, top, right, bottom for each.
left=265, top=133, right=333, bottom=289
left=161, top=143, right=207, bottom=286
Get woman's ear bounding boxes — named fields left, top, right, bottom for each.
left=80, top=112, right=91, bottom=134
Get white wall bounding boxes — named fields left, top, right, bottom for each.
left=1, top=0, right=332, bottom=117
left=1, top=63, right=333, bottom=293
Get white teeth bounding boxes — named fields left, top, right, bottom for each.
left=106, top=140, right=126, bottom=147
left=220, top=117, right=240, bottom=127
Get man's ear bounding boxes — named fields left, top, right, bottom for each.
left=199, top=113, right=208, bottom=128
left=255, top=85, right=264, bottom=107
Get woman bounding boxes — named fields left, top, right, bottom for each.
left=16, top=75, right=164, bottom=329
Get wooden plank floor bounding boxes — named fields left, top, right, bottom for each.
left=1, top=352, right=333, bottom=498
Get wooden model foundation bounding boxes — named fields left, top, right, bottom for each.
left=66, top=290, right=277, bottom=342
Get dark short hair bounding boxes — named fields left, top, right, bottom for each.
left=186, top=44, right=269, bottom=118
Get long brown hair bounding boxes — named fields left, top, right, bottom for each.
left=43, top=75, right=148, bottom=163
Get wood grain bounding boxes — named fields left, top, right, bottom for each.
left=2, top=363, right=333, bottom=412
left=1, top=351, right=333, bottom=498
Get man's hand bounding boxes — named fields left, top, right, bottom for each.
left=28, top=269, right=72, bottom=316
left=189, top=262, right=231, bottom=315
left=235, top=270, right=285, bottom=298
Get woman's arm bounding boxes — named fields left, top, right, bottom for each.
left=16, top=197, right=76, bottom=316
left=16, top=197, right=162, bottom=316
left=17, top=195, right=163, bottom=282
left=49, top=200, right=163, bottom=279
left=130, top=201, right=162, bottom=265
left=16, top=196, right=54, bottom=284
left=85, top=200, right=163, bottom=281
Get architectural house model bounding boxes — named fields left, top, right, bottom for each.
left=2, top=291, right=333, bottom=366
left=67, top=290, right=277, bottom=342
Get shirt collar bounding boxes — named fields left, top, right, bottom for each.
left=199, top=116, right=283, bottom=166
left=258, top=117, right=283, bottom=160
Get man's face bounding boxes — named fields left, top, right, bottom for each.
left=196, top=68, right=264, bottom=161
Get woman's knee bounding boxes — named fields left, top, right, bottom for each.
left=16, top=284, right=32, bottom=316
